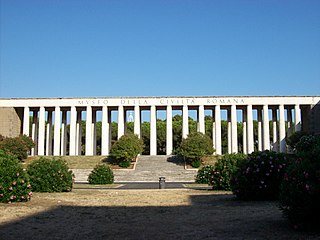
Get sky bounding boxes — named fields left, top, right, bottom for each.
left=0, top=0, right=319, bottom=98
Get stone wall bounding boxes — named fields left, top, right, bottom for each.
left=0, top=107, right=22, bottom=137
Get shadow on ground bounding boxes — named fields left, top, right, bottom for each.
left=0, top=194, right=318, bottom=240
left=167, top=155, right=185, bottom=166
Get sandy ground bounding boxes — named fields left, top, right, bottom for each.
left=0, top=189, right=319, bottom=240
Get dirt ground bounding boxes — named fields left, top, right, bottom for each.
left=0, top=189, right=319, bottom=240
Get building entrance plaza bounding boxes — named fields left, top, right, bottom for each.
left=0, top=96, right=319, bottom=157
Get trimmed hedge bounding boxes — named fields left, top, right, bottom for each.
left=88, top=164, right=114, bottom=184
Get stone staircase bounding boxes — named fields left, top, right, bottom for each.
left=72, top=155, right=197, bottom=183
left=114, top=155, right=197, bottom=182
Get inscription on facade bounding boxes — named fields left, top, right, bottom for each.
left=78, top=98, right=245, bottom=106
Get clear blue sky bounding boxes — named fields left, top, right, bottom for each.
left=1, top=0, right=319, bottom=98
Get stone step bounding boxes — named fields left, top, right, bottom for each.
left=72, top=155, right=198, bottom=183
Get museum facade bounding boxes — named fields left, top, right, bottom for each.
left=0, top=96, right=319, bottom=156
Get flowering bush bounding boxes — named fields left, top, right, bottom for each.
left=27, top=157, right=74, bottom=192
left=0, top=135, right=34, bottom=160
left=210, top=153, right=246, bottom=190
left=195, top=165, right=214, bottom=184
left=0, top=150, right=32, bottom=203
left=279, top=135, right=320, bottom=231
left=88, top=164, right=114, bottom=184
left=230, top=150, right=288, bottom=200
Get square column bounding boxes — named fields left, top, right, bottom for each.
left=198, top=105, right=205, bottom=134
left=247, top=105, right=254, bottom=154
left=92, top=110, right=97, bottom=155
left=272, top=109, right=278, bottom=152
left=134, top=106, right=141, bottom=138
left=242, top=108, right=247, bottom=154
left=212, top=110, right=216, bottom=151
left=182, top=105, right=189, bottom=139
left=257, top=108, right=263, bottom=151
left=69, top=106, right=77, bottom=156
left=294, top=104, right=301, bottom=132
left=231, top=105, right=238, bottom=153
left=76, top=110, right=82, bottom=155
left=31, top=110, right=38, bottom=156
left=215, top=106, right=222, bottom=155
left=101, top=106, right=109, bottom=155
left=85, top=106, right=93, bottom=156
left=166, top=105, right=173, bottom=155
left=150, top=105, right=157, bottom=155
left=279, top=104, right=286, bottom=153
left=53, top=106, right=61, bottom=156
left=45, top=111, right=53, bottom=156
left=118, top=106, right=125, bottom=139
left=23, top=107, right=30, bottom=136
left=61, top=110, right=67, bottom=156
left=227, top=109, right=231, bottom=154
left=263, top=105, right=270, bottom=150
left=38, top=107, right=45, bottom=156
left=287, top=108, right=293, bottom=137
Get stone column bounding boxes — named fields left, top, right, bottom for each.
left=182, top=105, right=189, bottom=139
left=279, top=104, right=286, bottom=153
left=85, top=106, right=93, bottom=156
left=227, top=109, right=231, bottom=154
left=212, top=110, right=216, bottom=151
left=257, top=108, right=263, bottom=151
left=31, top=110, right=38, bottom=156
left=60, top=110, right=67, bottom=156
left=198, top=105, right=205, bottom=134
left=272, top=109, right=278, bottom=152
left=45, top=111, right=53, bottom=156
left=101, top=106, right=109, bottom=155
left=287, top=108, right=293, bottom=137
left=247, top=105, right=254, bottom=154
left=76, top=110, right=82, bottom=155
left=166, top=105, right=173, bottom=155
left=53, top=106, right=61, bottom=156
left=150, top=105, right=157, bottom=155
left=23, top=107, right=30, bottom=136
left=118, top=106, right=124, bottom=139
left=69, top=106, right=77, bottom=156
left=242, top=108, right=247, bottom=154
left=231, top=105, right=238, bottom=153
left=108, top=110, right=112, bottom=151
left=134, top=105, right=141, bottom=138
left=263, top=105, right=270, bottom=150
left=92, top=110, right=97, bottom=155
left=38, top=107, right=45, bottom=156
left=294, top=104, right=301, bottom=132
left=215, top=106, right=222, bottom=155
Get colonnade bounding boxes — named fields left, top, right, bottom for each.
left=19, top=100, right=305, bottom=156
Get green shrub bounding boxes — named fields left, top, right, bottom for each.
left=230, top=150, right=288, bottom=200
left=195, top=165, right=214, bottom=184
left=27, top=157, right=74, bottom=192
left=0, top=150, right=32, bottom=203
left=180, top=132, right=214, bottom=163
left=119, top=160, right=131, bottom=168
left=191, top=159, right=201, bottom=168
left=109, top=134, right=144, bottom=164
left=210, top=153, right=246, bottom=190
left=0, top=135, right=35, bottom=160
left=286, top=131, right=307, bottom=151
left=279, top=135, right=320, bottom=231
left=88, top=164, right=114, bottom=184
